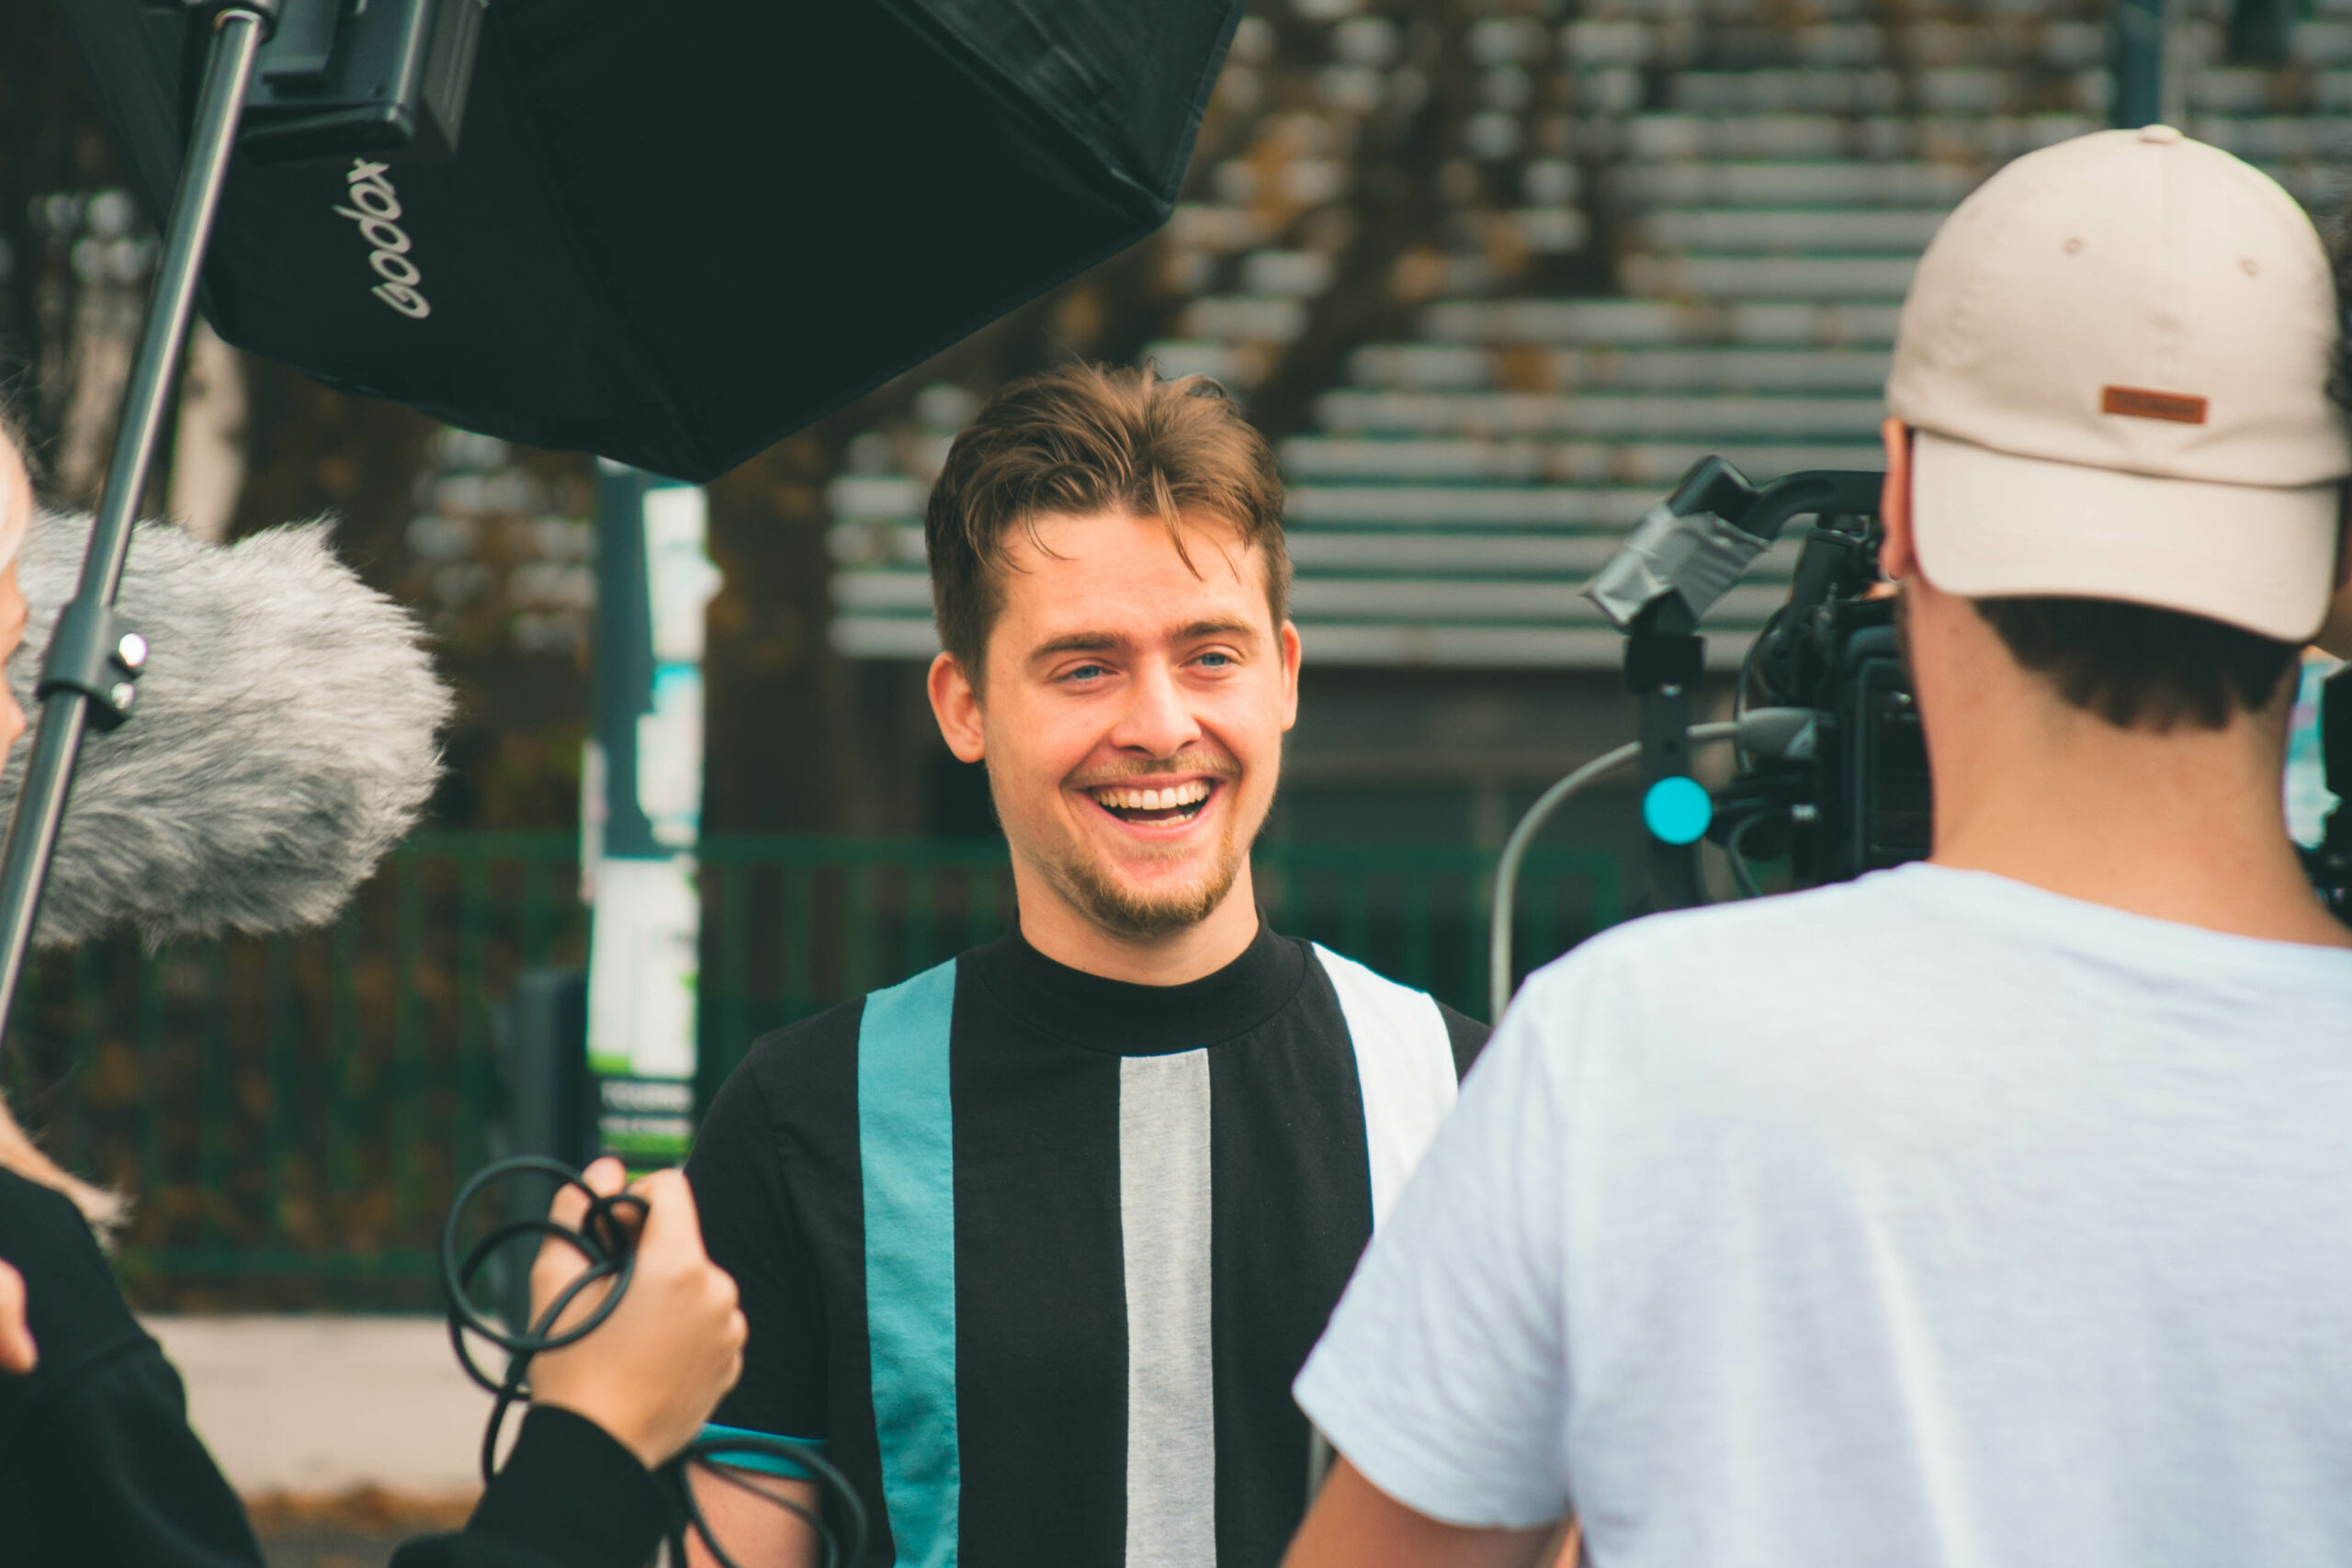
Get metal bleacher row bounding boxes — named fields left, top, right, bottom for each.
left=829, top=0, right=2352, bottom=671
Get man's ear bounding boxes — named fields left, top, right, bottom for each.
left=1278, top=620, right=1302, bottom=733
left=1878, top=416, right=1917, bottom=581
left=927, top=651, right=988, bottom=763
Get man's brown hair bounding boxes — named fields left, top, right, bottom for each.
left=924, top=363, right=1289, bottom=682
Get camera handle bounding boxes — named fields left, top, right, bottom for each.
left=1624, top=596, right=1710, bottom=911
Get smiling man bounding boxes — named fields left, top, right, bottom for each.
left=684, top=365, right=1485, bottom=1568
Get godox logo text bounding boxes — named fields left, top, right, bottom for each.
left=338, top=160, right=431, bottom=321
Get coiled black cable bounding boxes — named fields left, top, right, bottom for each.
left=440, top=1156, right=871, bottom=1568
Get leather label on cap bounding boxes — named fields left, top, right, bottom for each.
left=2101, top=386, right=2209, bottom=424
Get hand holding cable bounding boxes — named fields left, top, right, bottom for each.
left=443, top=1156, right=869, bottom=1568
left=524, top=1160, right=742, bottom=1470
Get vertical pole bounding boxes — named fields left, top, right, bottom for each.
left=583, top=465, right=718, bottom=1167
left=2226, top=0, right=2295, bottom=67
left=2113, top=0, right=2170, bottom=129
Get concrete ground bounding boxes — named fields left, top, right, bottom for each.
left=148, top=1315, right=497, bottom=1497
left=147, top=1316, right=491, bottom=1566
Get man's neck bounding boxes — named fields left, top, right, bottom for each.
left=1011, top=863, right=1263, bottom=985
left=1928, top=693, right=2351, bottom=949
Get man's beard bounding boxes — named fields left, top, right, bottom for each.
left=1030, top=782, right=1255, bottom=940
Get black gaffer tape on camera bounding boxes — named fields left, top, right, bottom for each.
left=57, top=0, right=1245, bottom=482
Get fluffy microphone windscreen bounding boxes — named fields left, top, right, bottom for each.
left=5, top=513, right=454, bottom=947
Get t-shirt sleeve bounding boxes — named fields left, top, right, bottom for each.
left=686, top=1041, right=831, bottom=1441
left=1293, top=966, right=1582, bottom=1530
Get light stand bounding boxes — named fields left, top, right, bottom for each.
left=0, top=0, right=481, bottom=1052
left=0, top=3, right=276, bottom=1042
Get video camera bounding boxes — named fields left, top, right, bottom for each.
left=1582, top=455, right=2352, bottom=919
left=1673, top=462, right=1933, bottom=892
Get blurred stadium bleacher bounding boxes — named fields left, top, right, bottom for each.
left=829, top=0, right=2352, bottom=671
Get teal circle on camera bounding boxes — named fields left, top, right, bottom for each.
left=1642, top=776, right=1713, bottom=845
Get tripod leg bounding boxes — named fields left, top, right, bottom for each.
left=0, top=7, right=270, bottom=1043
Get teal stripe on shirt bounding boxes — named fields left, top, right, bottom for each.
left=696, top=1420, right=824, bottom=1480
left=858, top=959, right=962, bottom=1567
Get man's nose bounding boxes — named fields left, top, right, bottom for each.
left=1108, top=660, right=1202, bottom=759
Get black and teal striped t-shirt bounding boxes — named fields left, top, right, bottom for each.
left=685, top=919, right=1485, bottom=1568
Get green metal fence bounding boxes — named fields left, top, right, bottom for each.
left=3, top=833, right=1618, bottom=1309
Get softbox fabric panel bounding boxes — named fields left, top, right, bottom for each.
left=56, top=0, right=1244, bottom=481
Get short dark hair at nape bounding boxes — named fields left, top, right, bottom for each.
left=923, top=363, right=1289, bottom=682
left=1973, top=596, right=2302, bottom=730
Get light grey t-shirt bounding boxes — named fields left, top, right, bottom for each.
left=1295, top=864, right=2352, bottom=1567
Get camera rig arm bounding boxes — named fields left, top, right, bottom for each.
left=1580, top=460, right=1883, bottom=914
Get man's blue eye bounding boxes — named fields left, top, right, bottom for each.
left=1198, top=652, right=1232, bottom=668
left=1069, top=664, right=1107, bottom=682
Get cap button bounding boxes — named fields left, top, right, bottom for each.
left=2139, top=122, right=2184, bottom=144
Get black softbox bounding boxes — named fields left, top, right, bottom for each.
left=56, top=0, right=1244, bottom=480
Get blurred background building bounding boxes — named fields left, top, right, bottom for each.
left=0, top=0, right=2345, bottom=1551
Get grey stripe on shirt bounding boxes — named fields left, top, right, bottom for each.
left=1119, top=1049, right=1217, bottom=1568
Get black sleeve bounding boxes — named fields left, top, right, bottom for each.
left=0, top=1172, right=264, bottom=1568
left=25, top=1342, right=266, bottom=1568
left=1436, top=1001, right=1490, bottom=1077
left=685, top=1018, right=848, bottom=1440
left=388, top=1407, right=670, bottom=1568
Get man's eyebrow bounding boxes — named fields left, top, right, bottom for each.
left=1179, top=617, right=1260, bottom=641
left=1027, top=631, right=1125, bottom=661
left=1025, top=619, right=1261, bottom=662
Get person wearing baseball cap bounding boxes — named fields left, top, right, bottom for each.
left=1269, top=128, right=2352, bottom=1568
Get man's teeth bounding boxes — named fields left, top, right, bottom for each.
left=1094, top=781, right=1214, bottom=811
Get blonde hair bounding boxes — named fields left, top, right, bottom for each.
left=0, top=1099, right=124, bottom=1235
left=0, top=420, right=124, bottom=1235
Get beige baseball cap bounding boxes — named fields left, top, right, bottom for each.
left=1886, top=124, right=2351, bottom=641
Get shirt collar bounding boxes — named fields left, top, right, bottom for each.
left=966, top=912, right=1306, bottom=1055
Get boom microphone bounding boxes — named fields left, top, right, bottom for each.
left=3, top=512, right=452, bottom=947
